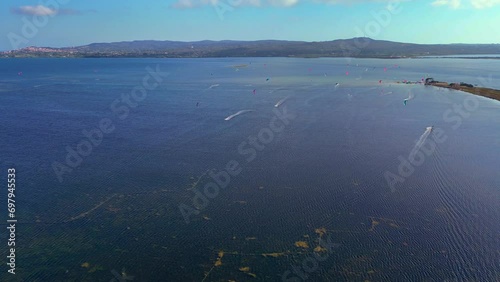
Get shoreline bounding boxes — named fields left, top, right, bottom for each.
left=427, top=81, right=500, bottom=103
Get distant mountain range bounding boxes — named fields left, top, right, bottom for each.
left=2, top=38, right=500, bottom=58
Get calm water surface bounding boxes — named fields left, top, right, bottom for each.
left=0, top=58, right=499, bottom=281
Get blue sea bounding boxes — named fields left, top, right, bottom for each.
left=0, top=57, right=499, bottom=281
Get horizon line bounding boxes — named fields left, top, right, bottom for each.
left=3, top=37, right=500, bottom=52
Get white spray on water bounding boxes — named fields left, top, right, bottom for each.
left=410, top=126, right=433, bottom=158
left=224, top=110, right=254, bottom=121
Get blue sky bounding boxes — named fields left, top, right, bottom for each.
left=1, top=0, right=499, bottom=50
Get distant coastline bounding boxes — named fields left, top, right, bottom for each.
left=418, top=55, right=500, bottom=59
left=1, top=38, right=500, bottom=59
left=426, top=80, right=500, bottom=102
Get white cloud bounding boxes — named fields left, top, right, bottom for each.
left=171, top=0, right=264, bottom=8
left=431, top=0, right=500, bottom=8
left=172, top=0, right=214, bottom=9
left=431, top=0, right=462, bottom=8
left=12, top=5, right=57, bottom=16
left=312, top=0, right=391, bottom=3
left=269, top=0, right=299, bottom=6
left=470, top=0, right=500, bottom=8
left=171, top=0, right=410, bottom=8
left=171, top=0, right=392, bottom=8
left=170, top=0, right=500, bottom=9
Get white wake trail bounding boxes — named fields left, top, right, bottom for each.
left=224, top=110, right=254, bottom=121
left=410, top=127, right=433, bottom=157
left=404, top=91, right=414, bottom=102
left=274, top=97, right=289, bottom=108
